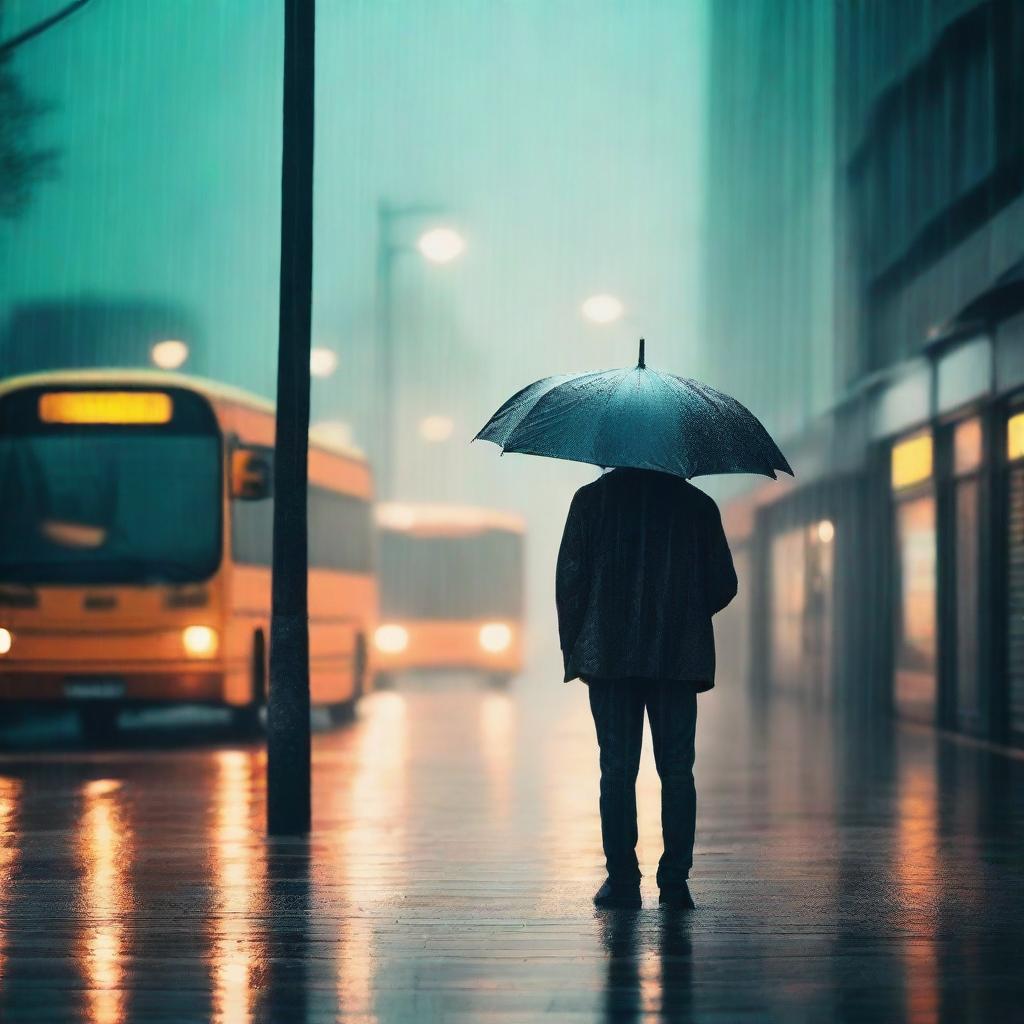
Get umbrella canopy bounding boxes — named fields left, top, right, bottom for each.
left=474, top=340, right=793, bottom=480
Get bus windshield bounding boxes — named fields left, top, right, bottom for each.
left=379, top=529, right=523, bottom=620
left=0, top=432, right=221, bottom=584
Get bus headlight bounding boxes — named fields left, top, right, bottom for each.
left=479, top=622, right=512, bottom=653
left=374, top=624, right=409, bottom=654
left=182, top=625, right=219, bottom=658
left=0, top=628, right=11, bottom=656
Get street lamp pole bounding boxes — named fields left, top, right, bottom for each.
left=373, top=201, right=457, bottom=499
left=267, top=0, right=315, bottom=836
left=374, top=201, right=398, bottom=500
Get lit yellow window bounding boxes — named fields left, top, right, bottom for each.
left=891, top=432, right=933, bottom=490
left=1008, top=412, right=1024, bottom=462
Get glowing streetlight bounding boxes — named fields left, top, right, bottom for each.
left=417, top=227, right=466, bottom=265
left=419, top=414, right=455, bottom=442
left=150, top=339, right=189, bottom=370
left=581, top=294, right=625, bottom=325
left=313, top=419, right=354, bottom=447
left=309, top=346, right=338, bottom=378
left=816, top=519, right=835, bottom=544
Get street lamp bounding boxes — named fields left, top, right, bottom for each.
left=419, top=414, right=455, bottom=442
left=150, top=339, right=189, bottom=370
left=417, top=227, right=466, bottom=265
left=581, top=293, right=625, bottom=325
left=375, top=202, right=464, bottom=498
left=309, top=346, right=338, bottom=378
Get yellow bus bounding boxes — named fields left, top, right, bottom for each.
left=0, top=370, right=376, bottom=740
left=374, top=503, right=524, bottom=686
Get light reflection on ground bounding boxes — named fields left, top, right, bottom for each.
left=0, top=669, right=1020, bottom=1021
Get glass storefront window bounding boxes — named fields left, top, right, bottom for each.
left=771, top=529, right=805, bottom=693
left=891, top=432, right=933, bottom=490
left=894, top=495, right=938, bottom=723
left=1008, top=411, right=1024, bottom=461
left=953, top=417, right=983, bottom=475
left=955, top=477, right=981, bottom=732
left=770, top=521, right=834, bottom=702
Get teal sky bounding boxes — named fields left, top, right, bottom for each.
left=1, top=1, right=705, bottom=410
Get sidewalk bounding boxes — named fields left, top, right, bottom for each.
left=0, top=671, right=1021, bottom=1021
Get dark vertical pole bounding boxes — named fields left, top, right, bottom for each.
left=374, top=202, right=395, bottom=499
left=268, top=0, right=315, bottom=836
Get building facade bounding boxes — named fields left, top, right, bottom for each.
left=706, top=0, right=1024, bottom=747
left=700, top=0, right=836, bottom=441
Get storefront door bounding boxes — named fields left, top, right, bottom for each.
left=951, top=417, right=983, bottom=734
left=891, top=433, right=938, bottom=723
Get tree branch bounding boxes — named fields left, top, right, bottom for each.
left=0, top=0, right=95, bottom=58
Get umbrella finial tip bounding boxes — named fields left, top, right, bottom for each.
left=638, top=338, right=646, bottom=368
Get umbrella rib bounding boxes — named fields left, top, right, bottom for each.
left=585, top=367, right=639, bottom=463
left=662, top=374, right=779, bottom=477
left=685, top=379, right=792, bottom=474
left=657, top=374, right=726, bottom=474
left=504, top=367, right=631, bottom=456
left=472, top=374, right=569, bottom=445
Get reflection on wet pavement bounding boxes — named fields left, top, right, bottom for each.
left=0, top=777, right=19, bottom=991
left=0, top=670, right=1021, bottom=1021
left=210, top=751, right=264, bottom=1024
left=77, top=778, right=131, bottom=1024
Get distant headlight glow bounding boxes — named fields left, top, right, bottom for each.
left=375, top=624, right=409, bottom=654
left=479, top=622, right=512, bottom=653
left=182, top=625, right=218, bottom=658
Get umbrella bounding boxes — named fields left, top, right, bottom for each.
left=474, top=339, right=793, bottom=480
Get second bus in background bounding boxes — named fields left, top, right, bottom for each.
left=374, top=504, right=524, bottom=687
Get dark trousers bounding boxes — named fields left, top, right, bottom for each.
left=588, top=678, right=698, bottom=890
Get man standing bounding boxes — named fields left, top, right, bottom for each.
left=556, top=467, right=737, bottom=910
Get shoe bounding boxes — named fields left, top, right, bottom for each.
left=658, top=883, right=695, bottom=910
left=593, top=878, right=642, bottom=909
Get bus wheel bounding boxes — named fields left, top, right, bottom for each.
left=352, top=634, right=367, bottom=701
left=485, top=672, right=512, bottom=689
left=233, top=629, right=267, bottom=738
left=327, top=634, right=366, bottom=727
left=78, top=706, right=120, bottom=744
left=327, top=700, right=355, bottom=726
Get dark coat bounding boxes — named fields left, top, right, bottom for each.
left=555, top=469, right=737, bottom=689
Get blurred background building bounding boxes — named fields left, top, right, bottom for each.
left=707, top=0, right=1024, bottom=747
left=0, top=297, right=206, bottom=376
left=700, top=0, right=836, bottom=439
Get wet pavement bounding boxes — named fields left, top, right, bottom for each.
left=0, top=669, right=1022, bottom=1022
